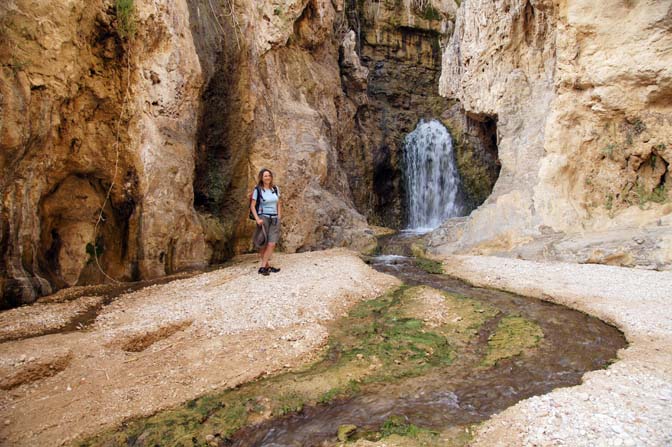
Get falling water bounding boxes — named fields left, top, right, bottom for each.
left=404, top=119, right=464, bottom=231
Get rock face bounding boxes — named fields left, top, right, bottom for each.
left=0, top=0, right=214, bottom=306
left=432, top=0, right=672, bottom=269
left=1, top=0, right=385, bottom=305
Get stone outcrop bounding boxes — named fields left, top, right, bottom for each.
left=432, top=0, right=672, bottom=269
left=0, top=0, right=382, bottom=306
left=192, top=0, right=375, bottom=256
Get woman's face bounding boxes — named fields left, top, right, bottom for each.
left=262, top=171, right=273, bottom=186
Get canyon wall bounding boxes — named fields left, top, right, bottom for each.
left=432, top=0, right=672, bottom=269
left=0, top=0, right=218, bottom=306
left=193, top=0, right=376, bottom=257
left=1, top=0, right=395, bottom=305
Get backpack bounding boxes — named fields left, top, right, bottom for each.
left=248, top=185, right=278, bottom=220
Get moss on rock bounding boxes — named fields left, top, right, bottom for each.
left=482, top=315, right=544, bottom=367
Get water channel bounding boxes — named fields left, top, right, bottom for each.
left=79, top=232, right=625, bottom=447
left=223, top=233, right=625, bottom=446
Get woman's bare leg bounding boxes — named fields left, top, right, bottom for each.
left=262, top=242, right=276, bottom=268
left=259, top=245, right=267, bottom=268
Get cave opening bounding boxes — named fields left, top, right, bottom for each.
left=38, top=174, right=135, bottom=289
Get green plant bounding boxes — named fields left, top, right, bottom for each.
left=275, top=392, right=305, bottom=416
left=650, top=154, right=658, bottom=169
left=632, top=118, right=646, bottom=135
left=650, top=184, right=667, bottom=203
left=380, top=416, right=421, bottom=437
left=605, top=192, right=614, bottom=211
left=379, top=415, right=438, bottom=438
left=635, top=182, right=668, bottom=209
left=420, top=5, right=441, bottom=20
left=318, top=380, right=360, bottom=404
left=481, top=316, right=544, bottom=367
left=414, top=257, right=444, bottom=274
left=273, top=7, right=281, bottom=15
left=115, top=0, right=136, bottom=39
left=601, top=143, right=616, bottom=158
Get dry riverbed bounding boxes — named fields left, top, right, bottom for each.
left=442, top=256, right=672, bottom=447
left=0, top=249, right=399, bottom=447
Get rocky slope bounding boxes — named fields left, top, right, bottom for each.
left=431, top=0, right=672, bottom=268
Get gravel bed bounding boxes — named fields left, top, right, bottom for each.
left=442, top=256, right=672, bottom=447
left=94, top=249, right=395, bottom=338
left=0, top=249, right=399, bottom=447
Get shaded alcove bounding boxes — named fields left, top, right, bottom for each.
left=450, top=112, right=501, bottom=212
left=38, top=174, right=135, bottom=288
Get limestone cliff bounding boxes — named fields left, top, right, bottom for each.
left=192, top=0, right=375, bottom=256
left=0, top=0, right=379, bottom=306
left=432, top=0, right=672, bottom=269
left=0, top=0, right=214, bottom=306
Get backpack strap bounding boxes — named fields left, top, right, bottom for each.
left=255, top=186, right=263, bottom=214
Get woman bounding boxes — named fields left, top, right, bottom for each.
left=250, top=168, right=282, bottom=275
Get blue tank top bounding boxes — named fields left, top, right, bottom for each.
left=252, top=186, right=280, bottom=216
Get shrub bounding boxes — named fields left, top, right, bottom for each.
left=116, top=0, right=136, bottom=39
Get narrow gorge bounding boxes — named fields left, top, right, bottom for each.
left=1, top=0, right=503, bottom=305
left=1, top=1, right=671, bottom=446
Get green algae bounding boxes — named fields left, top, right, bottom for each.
left=481, top=315, right=544, bottom=367
left=74, top=286, right=500, bottom=447
left=409, top=242, right=444, bottom=274
left=414, top=257, right=444, bottom=274
left=351, top=418, right=475, bottom=447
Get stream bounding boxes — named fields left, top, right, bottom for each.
left=222, top=233, right=626, bottom=446
left=78, top=233, right=626, bottom=447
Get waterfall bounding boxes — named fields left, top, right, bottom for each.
left=404, top=119, right=464, bottom=231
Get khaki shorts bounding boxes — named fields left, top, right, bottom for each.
left=253, top=215, right=280, bottom=248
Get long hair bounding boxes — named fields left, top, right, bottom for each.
left=256, top=168, right=274, bottom=190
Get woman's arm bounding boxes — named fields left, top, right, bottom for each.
left=277, top=198, right=281, bottom=220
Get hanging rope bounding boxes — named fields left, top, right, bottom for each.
left=92, top=39, right=133, bottom=284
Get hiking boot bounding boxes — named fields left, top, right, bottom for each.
left=266, top=266, right=280, bottom=273
left=258, top=267, right=270, bottom=276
